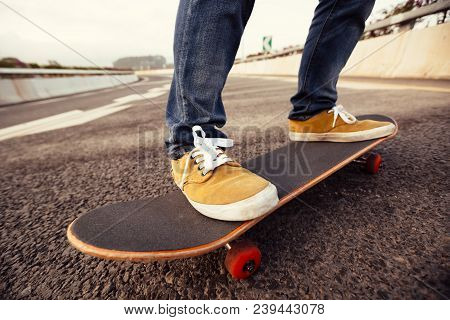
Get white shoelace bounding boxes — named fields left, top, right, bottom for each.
left=178, top=125, right=233, bottom=190
left=328, top=105, right=357, bottom=128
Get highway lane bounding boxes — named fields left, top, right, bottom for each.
left=0, top=75, right=448, bottom=299
left=0, top=75, right=171, bottom=129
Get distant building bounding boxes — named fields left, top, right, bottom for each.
left=113, top=55, right=167, bottom=70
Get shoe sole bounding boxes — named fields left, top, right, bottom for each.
left=185, top=183, right=279, bottom=221
left=289, top=123, right=396, bottom=142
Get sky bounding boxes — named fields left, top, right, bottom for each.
left=0, top=0, right=406, bottom=67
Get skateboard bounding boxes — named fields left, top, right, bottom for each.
left=67, top=114, right=397, bottom=279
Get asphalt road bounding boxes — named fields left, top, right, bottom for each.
left=0, top=75, right=448, bottom=299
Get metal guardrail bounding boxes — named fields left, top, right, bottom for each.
left=365, top=0, right=449, bottom=32
left=0, top=67, right=134, bottom=77
left=236, top=0, right=449, bottom=64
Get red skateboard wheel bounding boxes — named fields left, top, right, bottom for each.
left=366, top=153, right=382, bottom=174
left=225, top=240, right=261, bottom=279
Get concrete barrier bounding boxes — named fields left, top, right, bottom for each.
left=0, top=80, right=21, bottom=104
left=0, top=74, right=139, bottom=106
left=231, top=23, right=450, bottom=80
left=135, top=69, right=174, bottom=76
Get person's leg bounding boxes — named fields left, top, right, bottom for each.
left=166, top=0, right=278, bottom=222
left=289, top=0, right=375, bottom=120
left=166, top=0, right=255, bottom=159
left=288, top=0, right=394, bottom=142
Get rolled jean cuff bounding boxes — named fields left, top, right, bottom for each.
left=167, top=145, right=194, bottom=160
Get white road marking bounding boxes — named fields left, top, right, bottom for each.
left=12, top=79, right=170, bottom=107
left=24, top=104, right=133, bottom=136
left=0, top=110, right=83, bottom=139
left=0, top=83, right=170, bottom=141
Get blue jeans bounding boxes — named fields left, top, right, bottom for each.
left=166, top=0, right=375, bottom=159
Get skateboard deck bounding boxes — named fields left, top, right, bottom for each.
left=67, top=114, right=397, bottom=274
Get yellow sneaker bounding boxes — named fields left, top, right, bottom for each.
left=171, top=126, right=279, bottom=221
left=289, top=105, right=395, bottom=142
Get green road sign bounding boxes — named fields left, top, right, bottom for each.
left=263, top=36, right=272, bottom=52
